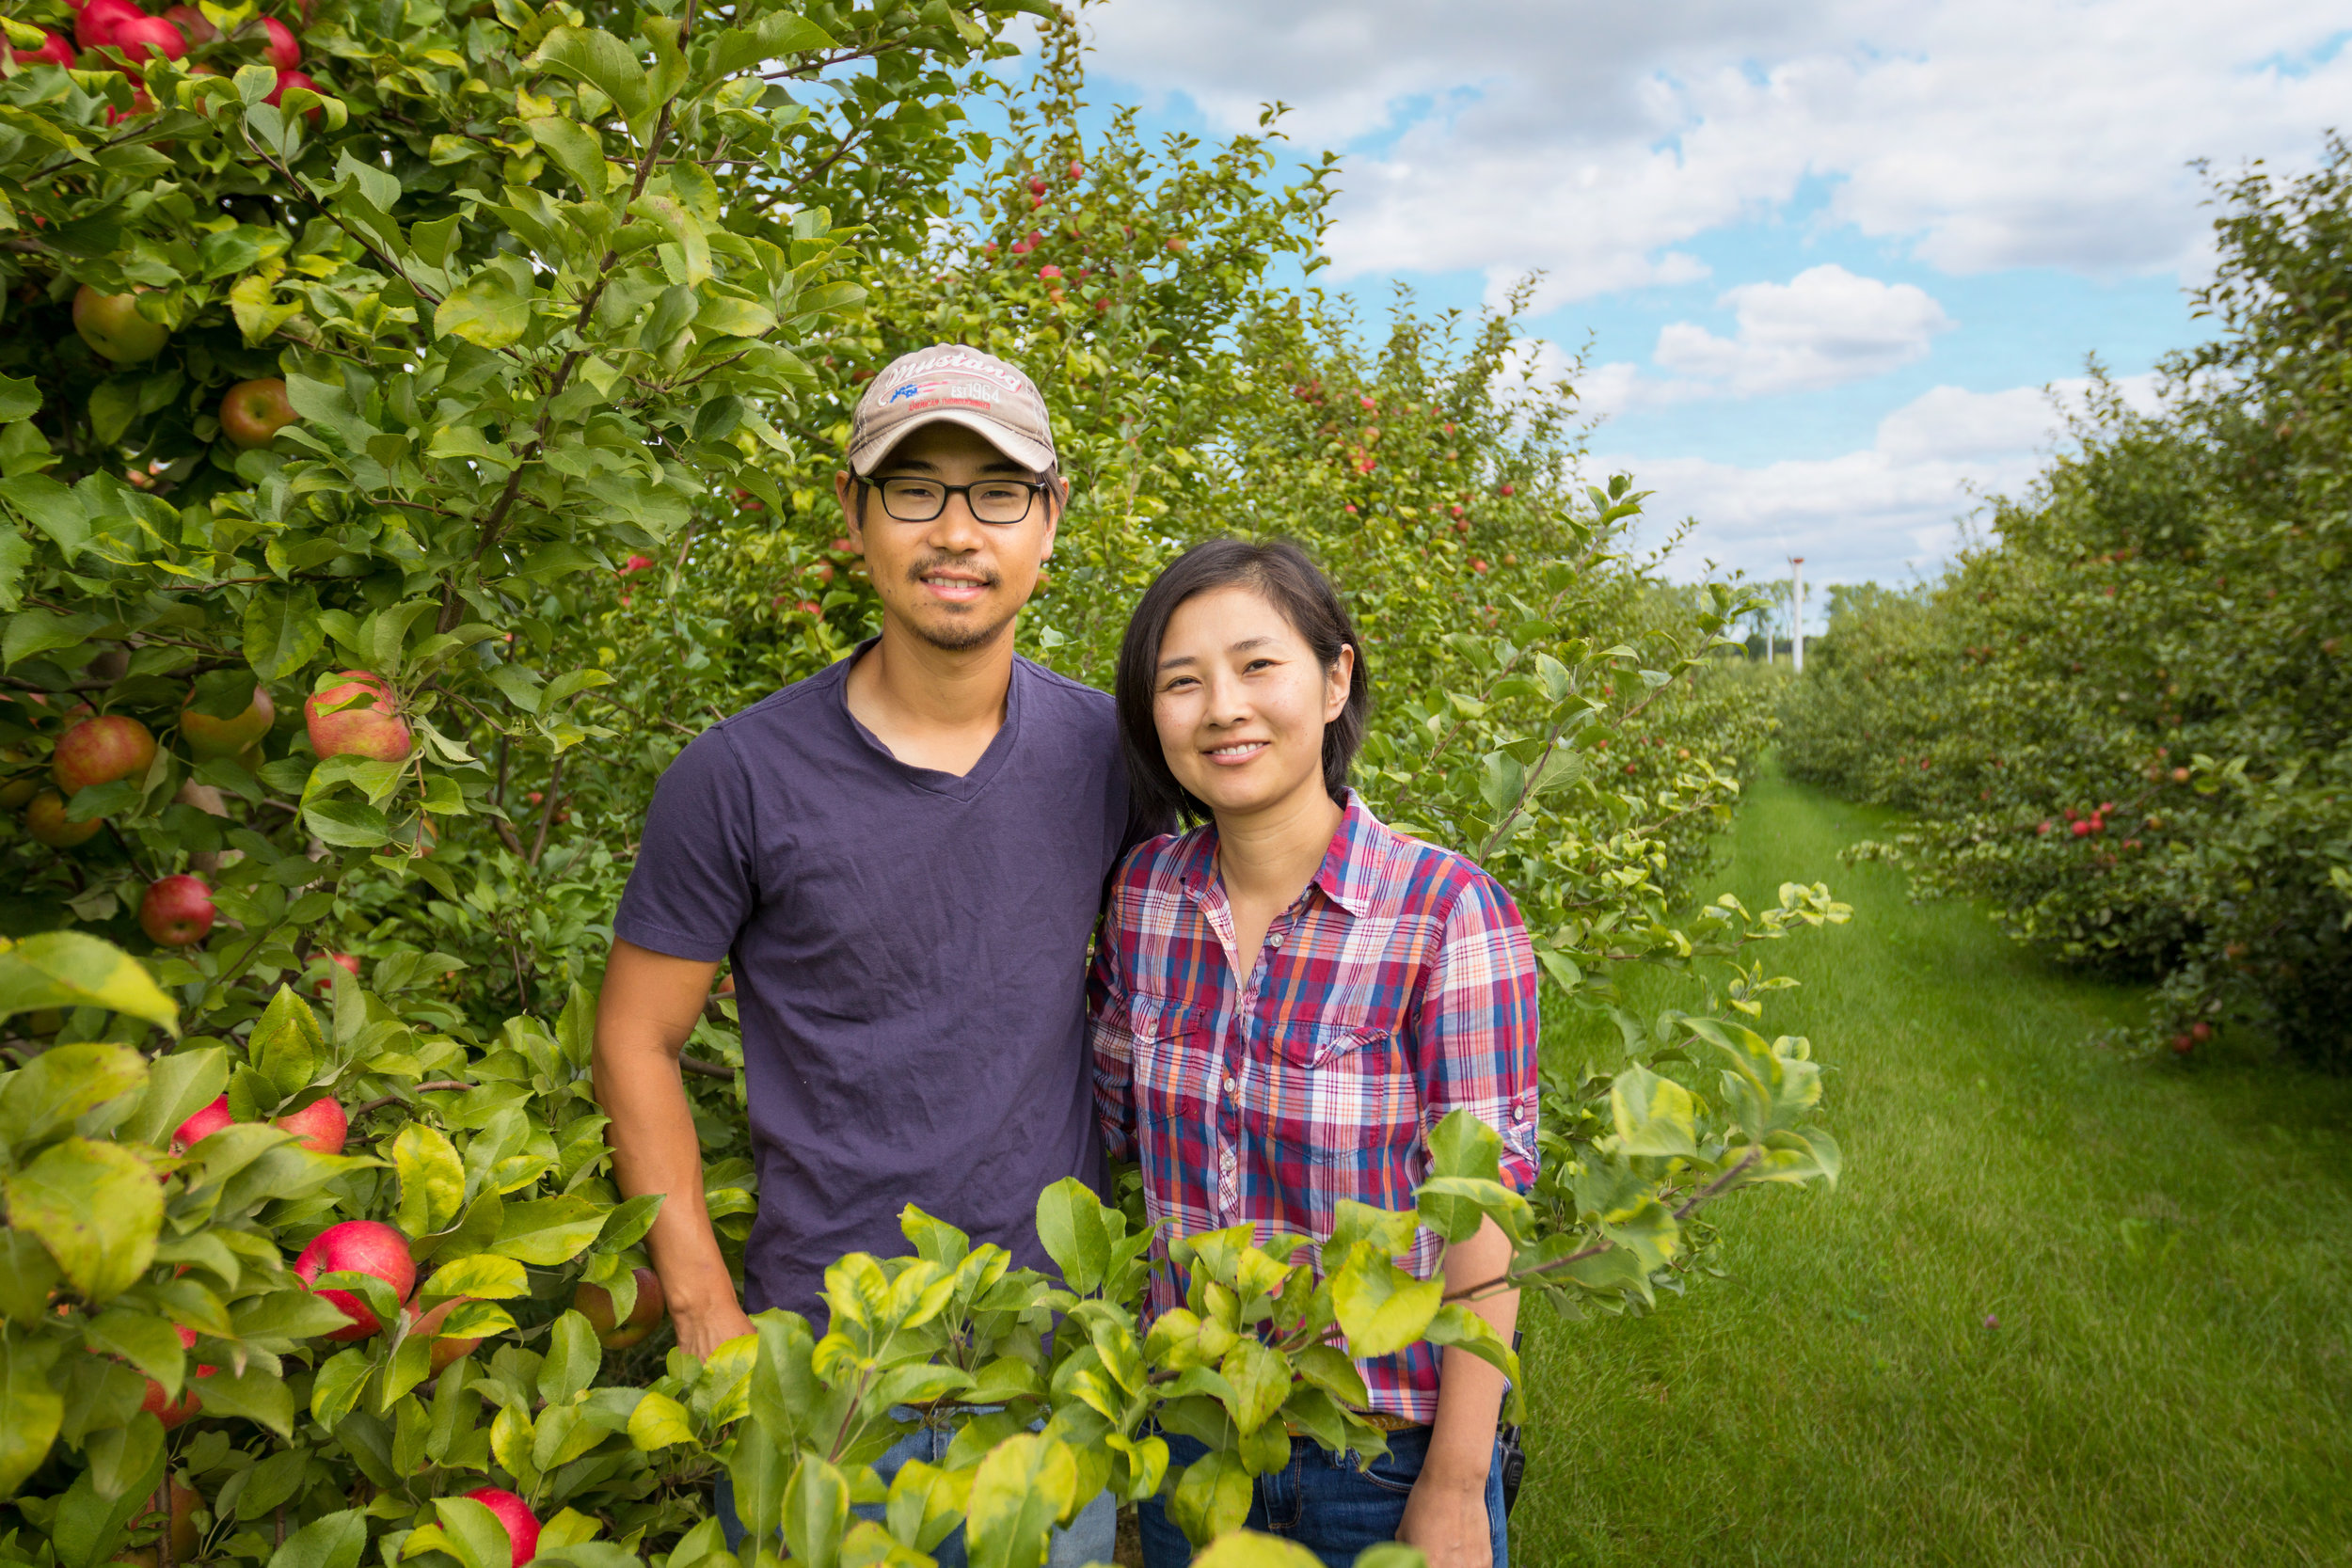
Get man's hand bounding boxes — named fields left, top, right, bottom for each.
left=594, top=940, right=750, bottom=1353
left=1397, top=1470, right=1494, bottom=1568
left=673, top=1301, right=758, bottom=1363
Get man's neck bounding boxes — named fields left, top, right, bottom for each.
left=843, top=616, right=1017, bottom=775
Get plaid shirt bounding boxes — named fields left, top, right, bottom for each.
left=1089, top=790, right=1539, bottom=1424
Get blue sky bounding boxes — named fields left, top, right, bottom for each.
left=1043, top=1, right=2352, bottom=614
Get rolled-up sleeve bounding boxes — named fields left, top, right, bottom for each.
left=1413, top=872, right=1541, bottom=1192
left=1087, top=890, right=1140, bottom=1164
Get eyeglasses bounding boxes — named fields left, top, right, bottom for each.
left=861, top=476, right=1049, bottom=525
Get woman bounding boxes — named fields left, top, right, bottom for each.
left=1089, top=539, right=1539, bottom=1568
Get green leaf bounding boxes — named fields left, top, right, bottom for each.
left=120, top=1045, right=229, bottom=1148
left=1327, top=1246, right=1442, bottom=1360
left=708, top=10, right=833, bottom=76
left=1194, top=1532, right=1325, bottom=1568
left=1167, top=1448, right=1251, bottom=1550
left=304, top=798, right=392, bottom=848
left=885, top=1459, right=970, bottom=1555
left=0, top=376, right=39, bottom=422
left=244, top=584, right=326, bottom=681
left=196, top=1361, right=297, bottom=1435
left=529, top=27, right=652, bottom=124
left=421, top=1253, right=530, bottom=1300
left=1034, top=1177, right=1110, bottom=1294
left=964, top=1433, right=1075, bottom=1568
left=538, top=1310, right=602, bottom=1405
left=628, top=1389, right=693, bottom=1450
left=266, top=1510, right=368, bottom=1568
left=394, top=1122, right=466, bottom=1236
left=434, top=1496, right=516, bottom=1568
left=0, top=1337, right=65, bottom=1499
left=247, top=984, right=325, bottom=1097
left=1216, top=1339, right=1288, bottom=1435
left=86, top=1309, right=191, bottom=1392
left=1426, top=1108, right=1504, bottom=1182
left=0, top=935, right=178, bottom=1034
left=0, top=475, right=92, bottom=559
left=2, top=606, right=106, bottom=666
left=495, top=1196, right=607, bottom=1265
left=1611, top=1064, right=1698, bottom=1157
left=5, top=1137, right=163, bottom=1302
left=84, top=1413, right=164, bottom=1500
left=523, top=116, right=609, bottom=195
left=436, top=264, right=532, bottom=350
left=0, top=1040, right=145, bottom=1148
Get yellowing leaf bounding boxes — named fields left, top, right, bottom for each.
left=5, top=1136, right=163, bottom=1303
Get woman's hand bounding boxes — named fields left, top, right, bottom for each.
left=1397, top=1469, right=1493, bottom=1568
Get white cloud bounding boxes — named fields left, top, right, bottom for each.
left=1601, top=373, right=2165, bottom=586
left=1652, top=265, right=1953, bottom=396
left=1079, top=0, right=2352, bottom=301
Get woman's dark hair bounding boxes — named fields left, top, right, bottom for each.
left=1115, top=538, right=1371, bottom=826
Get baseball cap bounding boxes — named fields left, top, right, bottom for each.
left=847, top=344, right=1057, bottom=478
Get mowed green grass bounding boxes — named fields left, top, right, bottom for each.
left=1510, top=764, right=2352, bottom=1567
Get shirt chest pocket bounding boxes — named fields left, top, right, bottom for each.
left=1258, top=1017, right=1420, bottom=1160
left=1129, top=998, right=1216, bottom=1131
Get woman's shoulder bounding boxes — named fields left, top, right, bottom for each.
left=1108, top=821, right=1214, bottom=898
left=1348, top=802, right=1520, bottom=924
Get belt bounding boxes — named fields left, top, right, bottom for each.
left=1290, top=1410, right=1424, bottom=1435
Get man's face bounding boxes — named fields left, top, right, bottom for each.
left=834, top=423, right=1062, bottom=653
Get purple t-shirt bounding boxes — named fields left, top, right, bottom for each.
left=612, top=648, right=1138, bottom=1319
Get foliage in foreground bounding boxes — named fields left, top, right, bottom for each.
left=0, top=8, right=1847, bottom=1568
left=1779, top=137, right=2352, bottom=1068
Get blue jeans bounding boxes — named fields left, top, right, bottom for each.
left=1137, top=1429, right=1507, bottom=1568
left=713, top=1407, right=1117, bottom=1568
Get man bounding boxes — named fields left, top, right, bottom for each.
left=594, top=344, right=1135, bottom=1564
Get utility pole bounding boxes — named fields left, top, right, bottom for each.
left=1789, top=556, right=1805, bottom=673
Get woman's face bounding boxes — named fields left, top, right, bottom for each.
left=1152, top=584, right=1354, bottom=820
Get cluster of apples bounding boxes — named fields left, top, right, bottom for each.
left=72, top=287, right=302, bottom=455
left=9, top=671, right=411, bottom=945
left=15, top=0, right=320, bottom=119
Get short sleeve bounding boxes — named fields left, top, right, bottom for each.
left=612, top=727, right=757, bottom=962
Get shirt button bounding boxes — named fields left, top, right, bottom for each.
left=1268, top=932, right=1284, bottom=948
left=1224, top=1075, right=1238, bottom=1094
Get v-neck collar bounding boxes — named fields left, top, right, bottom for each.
left=833, top=640, right=1024, bottom=802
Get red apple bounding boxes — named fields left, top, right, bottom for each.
left=2170, top=1033, right=2193, bottom=1054
left=405, top=1295, right=485, bottom=1371
left=293, top=1220, right=415, bottom=1340
left=25, top=790, right=103, bottom=847
left=139, top=874, right=215, bottom=946
left=1499, top=483, right=1516, bottom=497
left=135, top=1479, right=203, bottom=1563
left=72, top=285, right=169, bottom=363
left=461, top=1489, right=539, bottom=1568
left=1067, top=158, right=1084, bottom=179
left=182, top=683, right=274, bottom=758
left=217, top=378, right=297, bottom=450
left=572, top=1268, right=666, bottom=1350
left=274, top=1096, right=347, bottom=1156
left=160, top=3, right=216, bottom=40
left=2190, top=1021, right=2213, bottom=1043
left=1165, top=236, right=1187, bottom=253
left=305, top=672, right=409, bottom=761
left=255, top=14, right=297, bottom=66
left=263, top=67, right=319, bottom=121
left=2070, top=819, right=2091, bottom=838
left=75, top=0, right=145, bottom=51
left=111, top=14, right=185, bottom=59
left=5, top=28, right=75, bottom=65
left=172, top=1095, right=233, bottom=1150
left=54, top=714, right=158, bottom=794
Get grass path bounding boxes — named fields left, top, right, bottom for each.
left=1512, top=763, right=2352, bottom=1567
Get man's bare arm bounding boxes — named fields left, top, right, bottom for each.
left=593, top=938, right=752, bottom=1359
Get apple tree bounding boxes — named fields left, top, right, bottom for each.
left=1780, top=135, right=2352, bottom=1068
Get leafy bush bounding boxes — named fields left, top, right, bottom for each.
left=1781, top=137, right=2352, bottom=1068
left=0, top=8, right=1847, bottom=1568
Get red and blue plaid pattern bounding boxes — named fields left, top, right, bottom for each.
left=1089, top=791, right=1539, bottom=1423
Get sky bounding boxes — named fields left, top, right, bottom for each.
left=1051, top=0, right=2352, bottom=611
